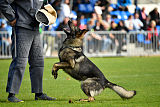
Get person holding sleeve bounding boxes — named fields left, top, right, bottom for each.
left=0, top=0, right=56, bottom=102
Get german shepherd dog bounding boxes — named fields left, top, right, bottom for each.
left=52, top=20, right=136, bottom=101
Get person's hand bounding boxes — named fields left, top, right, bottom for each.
left=10, top=19, right=16, bottom=27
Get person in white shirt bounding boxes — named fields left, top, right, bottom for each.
left=125, top=15, right=134, bottom=31
left=133, top=13, right=143, bottom=30
left=58, top=0, right=71, bottom=23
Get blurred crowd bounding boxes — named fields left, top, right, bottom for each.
left=0, top=0, right=160, bottom=55
left=47, top=0, right=160, bottom=32
left=1, top=0, right=160, bottom=33
left=0, top=19, right=12, bottom=55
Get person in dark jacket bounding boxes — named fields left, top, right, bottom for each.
left=116, top=20, right=128, bottom=32
left=0, top=0, right=56, bottom=102
left=149, top=8, right=160, bottom=25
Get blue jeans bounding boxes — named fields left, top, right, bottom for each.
left=6, top=27, right=44, bottom=94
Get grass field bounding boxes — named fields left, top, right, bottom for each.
left=0, top=57, right=160, bottom=107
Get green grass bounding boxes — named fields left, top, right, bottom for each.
left=0, top=57, right=160, bottom=107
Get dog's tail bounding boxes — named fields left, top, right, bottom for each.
left=106, top=82, right=136, bottom=99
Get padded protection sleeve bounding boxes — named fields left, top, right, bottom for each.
left=35, top=4, right=57, bottom=26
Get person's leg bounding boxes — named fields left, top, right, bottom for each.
left=28, top=31, right=56, bottom=100
left=6, top=27, right=33, bottom=102
left=28, top=31, right=44, bottom=94
left=104, top=38, right=112, bottom=51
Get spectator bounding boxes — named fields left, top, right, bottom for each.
left=116, top=20, right=127, bottom=52
left=144, top=16, right=151, bottom=30
left=133, top=13, right=143, bottom=31
left=100, top=21, right=112, bottom=52
left=125, top=15, right=134, bottom=31
left=79, top=15, right=87, bottom=30
left=101, top=34, right=112, bottom=52
left=86, top=12, right=104, bottom=53
left=87, top=20, right=102, bottom=53
left=109, top=21, right=117, bottom=31
left=147, top=20, right=158, bottom=40
left=147, top=20, right=159, bottom=51
left=94, top=0, right=110, bottom=19
left=109, top=21, right=120, bottom=53
left=139, top=7, right=147, bottom=23
left=149, top=8, right=160, bottom=25
left=87, top=19, right=96, bottom=30
left=58, top=0, right=71, bottom=23
left=93, top=21, right=104, bottom=31
left=125, top=15, right=137, bottom=43
left=101, top=14, right=112, bottom=30
left=139, top=7, right=148, bottom=30
left=0, top=19, right=7, bottom=31
left=87, top=13, right=97, bottom=30
left=89, top=31, right=102, bottom=53
left=96, top=14, right=113, bottom=52
left=116, top=20, right=128, bottom=32
left=91, top=12, right=98, bottom=21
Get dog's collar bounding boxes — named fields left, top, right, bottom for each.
left=68, top=46, right=82, bottom=52
left=63, top=46, right=82, bottom=52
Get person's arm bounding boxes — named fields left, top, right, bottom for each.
left=0, top=0, right=16, bottom=26
left=138, top=19, right=143, bottom=27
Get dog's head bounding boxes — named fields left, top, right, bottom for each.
left=63, top=20, right=89, bottom=47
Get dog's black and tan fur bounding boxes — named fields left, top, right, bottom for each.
left=52, top=20, right=136, bottom=101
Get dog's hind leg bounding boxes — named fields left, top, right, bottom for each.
left=80, top=78, right=104, bottom=102
left=52, top=62, right=70, bottom=79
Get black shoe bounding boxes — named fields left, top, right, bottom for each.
left=35, top=93, right=56, bottom=101
left=8, top=96, right=24, bottom=103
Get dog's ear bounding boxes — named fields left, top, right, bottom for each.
left=77, top=29, right=89, bottom=39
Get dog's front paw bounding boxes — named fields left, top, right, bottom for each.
left=52, top=70, right=58, bottom=79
